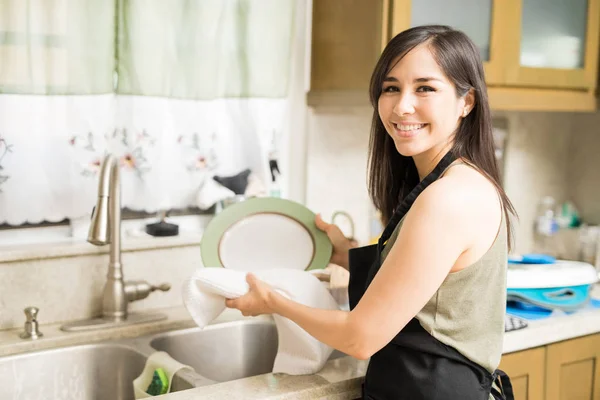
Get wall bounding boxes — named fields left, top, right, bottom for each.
left=305, top=106, right=373, bottom=244
left=501, top=112, right=572, bottom=254
left=0, top=243, right=200, bottom=330
left=305, top=107, right=586, bottom=255
left=569, top=112, right=600, bottom=224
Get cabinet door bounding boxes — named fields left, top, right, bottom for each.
left=391, top=0, right=508, bottom=84
left=504, top=0, right=600, bottom=90
left=310, top=0, right=389, bottom=92
left=499, top=347, right=545, bottom=400
left=546, top=334, right=600, bottom=400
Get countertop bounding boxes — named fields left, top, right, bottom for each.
left=154, top=302, right=600, bottom=399
left=3, top=293, right=600, bottom=399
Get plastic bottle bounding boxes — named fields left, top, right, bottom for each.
left=533, top=196, right=559, bottom=256
left=270, top=173, right=281, bottom=198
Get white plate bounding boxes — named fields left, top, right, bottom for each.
left=200, top=197, right=332, bottom=271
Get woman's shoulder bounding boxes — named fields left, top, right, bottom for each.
left=412, top=163, right=502, bottom=230
left=441, top=162, right=500, bottom=197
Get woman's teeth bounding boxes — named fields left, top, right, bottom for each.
left=396, top=124, right=425, bottom=131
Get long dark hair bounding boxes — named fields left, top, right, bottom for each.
left=367, top=25, right=516, bottom=249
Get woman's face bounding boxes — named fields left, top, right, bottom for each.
left=378, top=44, right=473, bottom=158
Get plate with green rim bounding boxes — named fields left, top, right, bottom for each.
left=200, top=197, right=332, bottom=271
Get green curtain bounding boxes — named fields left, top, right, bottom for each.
left=0, top=0, right=296, bottom=99
left=0, top=0, right=116, bottom=94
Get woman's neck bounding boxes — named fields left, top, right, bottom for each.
left=413, top=141, right=453, bottom=180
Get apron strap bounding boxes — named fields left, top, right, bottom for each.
left=491, top=369, right=515, bottom=400
left=377, top=151, right=456, bottom=248
left=364, top=151, right=456, bottom=287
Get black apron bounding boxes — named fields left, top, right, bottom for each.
left=348, top=152, right=514, bottom=400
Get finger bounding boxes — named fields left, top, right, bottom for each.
left=225, top=298, right=236, bottom=308
left=315, top=213, right=329, bottom=231
left=246, top=273, right=257, bottom=285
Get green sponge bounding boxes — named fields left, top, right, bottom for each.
left=146, top=368, right=169, bottom=396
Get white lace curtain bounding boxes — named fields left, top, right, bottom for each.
left=0, top=0, right=298, bottom=225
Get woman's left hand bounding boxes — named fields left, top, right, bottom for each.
left=225, top=273, right=275, bottom=316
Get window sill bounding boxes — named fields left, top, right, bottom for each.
left=0, top=215, right=211, bottom=263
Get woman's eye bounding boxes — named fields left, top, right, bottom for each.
left=416, top=86, right=435, bottom=93
left=382, top=86, right=399, bottom=93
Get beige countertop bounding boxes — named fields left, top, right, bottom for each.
left=0, top=306, right=198, bottom=358
left=2, top=298, right=600, bottom=399
left=153, top=305, right=600, bottom=399
left=503, top=301, right=600, bottom=354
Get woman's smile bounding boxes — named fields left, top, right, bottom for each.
left=392, top=122, right=429, bottom=138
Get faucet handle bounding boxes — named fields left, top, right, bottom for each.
left=125, top=280, right=171, bottom=302
left=24, top=306, right=39, bottom=321
left=20, top=306, right=43, bottom=339
left=152, top=283, right=171, bottom=292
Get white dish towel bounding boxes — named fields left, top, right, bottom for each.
left=182, top=268, right=340, bottom=375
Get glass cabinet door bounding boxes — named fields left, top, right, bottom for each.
left=391, top=0, right=600, bottom=90
left=506, top=0, right=599, bottom=89
left=520, top=0, right=587, bottom=70
left=410, top=0, right=493, bottom=62
left=390, top=0, right=506, bottom=84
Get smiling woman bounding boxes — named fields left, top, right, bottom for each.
left=226, top=25, right=516, bottom=400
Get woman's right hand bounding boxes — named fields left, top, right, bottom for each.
left=315, top=213, right=358, bottom=270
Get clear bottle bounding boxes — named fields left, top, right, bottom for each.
left=269, top=174, right=281, bottom=198
left=532, top=196, right=559, bottom=256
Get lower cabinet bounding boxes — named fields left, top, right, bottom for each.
left=545, top=333, right=600, bottom=400
left=499, top=333, right=600, bottom=400
left=499, top=347, right=545, bottom=400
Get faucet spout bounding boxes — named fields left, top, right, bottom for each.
left=60, top=154, right=171, bottom=331
left=89, top=155, right=120, bottom=246
left=88, top=154, right=125, bottom=320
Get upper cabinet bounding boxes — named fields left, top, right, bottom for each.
left=309, top=0, right=600, bottom=111
left=509, top=0, right=597, bottom=89
left=310, top=0, right=387, bottom=92
left=399, top=0, right=504, bottom=85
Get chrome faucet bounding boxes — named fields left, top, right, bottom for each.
left=61, top=154, right=170, bottom=332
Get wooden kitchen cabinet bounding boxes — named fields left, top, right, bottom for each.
left=499, top=347, right=546, bottom=400
left=309, top=0, right=600, bottom=111
left=497, top=333, right=600, bottom=400
left=310, top=0, right=388, bottom=93
left=545, top=334, right=600, bottom=400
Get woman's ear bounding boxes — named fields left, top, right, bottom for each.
left=462, top=88, right=475, bottom=117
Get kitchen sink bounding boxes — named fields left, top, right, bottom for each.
left=151, top=320, right=279, bottom=382
left=0, top=343, right=147, bottom=400
left=150, top=319, right=346, bottom=383
left=0, top=318, right=348, bottom=398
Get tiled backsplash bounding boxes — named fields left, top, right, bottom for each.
left=306, top=106, right=596, bottom=255
left=0, top=244, right=200, bottom=330
left=305, top=106, right=373, bottom=245
left=501, top=111, right=572, bottom=253
left=569, top=112, right=600, bottom=224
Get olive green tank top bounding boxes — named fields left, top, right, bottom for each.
left=380, top=211, right=507, bottom=373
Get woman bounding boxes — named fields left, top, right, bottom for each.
left=226, top=25, right=516, bottom=400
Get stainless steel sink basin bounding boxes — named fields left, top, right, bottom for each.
left=0, top=318, right=348, bottom=398
left=151, top=320, right=278, bottom=382
left=150, top=319, right=346, bottom=383
left=0, top=343, right=146, bottom=400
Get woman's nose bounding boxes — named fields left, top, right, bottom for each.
left=393, top=93, right=415, bottom=116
